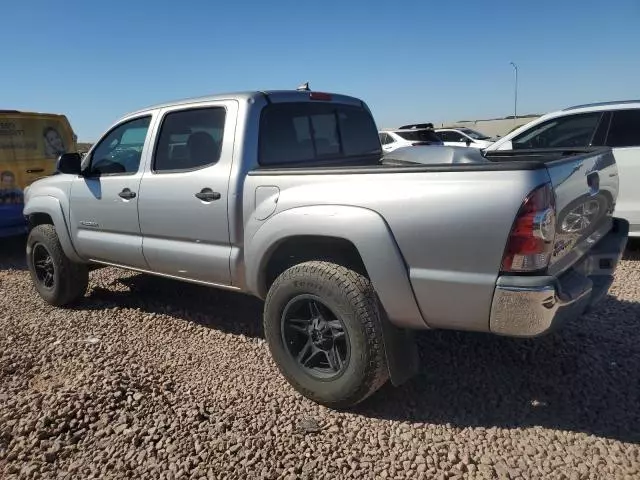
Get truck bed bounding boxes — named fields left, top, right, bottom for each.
left=253, top=147, right=614, bottom=173
left=246, top=145, right=618, bottom=331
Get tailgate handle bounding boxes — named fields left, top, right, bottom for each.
left=587, top=172, right=600, bottom=195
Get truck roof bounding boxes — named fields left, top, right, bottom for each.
left=128, top=90, right=365, bottom=117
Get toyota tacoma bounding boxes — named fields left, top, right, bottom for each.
left=22, top=89, right=628, bottom=408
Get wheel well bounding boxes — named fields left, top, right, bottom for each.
left=28, top=213, right=54, bottom=230
left=263, top=236, right=368, bottom=294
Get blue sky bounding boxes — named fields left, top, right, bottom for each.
left=3, top=0, right=639, bottom=141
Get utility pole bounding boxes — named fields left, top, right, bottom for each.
left=509, top=62, right=518, bottom=122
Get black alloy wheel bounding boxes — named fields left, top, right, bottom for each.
left=32, top=243, right=56, bottom=289
left=280, top=294, right=350, bottom=380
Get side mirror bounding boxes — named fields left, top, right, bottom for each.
left=56, top=152, right=82, bottom=175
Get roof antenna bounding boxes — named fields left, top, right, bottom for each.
left=296, top=81, right=310, bottom=92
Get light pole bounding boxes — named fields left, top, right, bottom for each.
left=509, top=62, right=518, bottom=122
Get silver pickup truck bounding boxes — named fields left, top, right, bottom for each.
left=22, top=89, right=628, bottom=408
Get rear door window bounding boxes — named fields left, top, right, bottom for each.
left=153, top=107, right=226, bottom=172
left=606, top=109, right=640, bottom=148
left=259, top=102, right=381, bottom=166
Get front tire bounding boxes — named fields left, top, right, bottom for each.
left=263, top=261, right=388, bottom=409
left=26, top=224, right=88, bottom=307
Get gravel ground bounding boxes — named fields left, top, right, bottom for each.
left=1, top=235, right=639, bottom=479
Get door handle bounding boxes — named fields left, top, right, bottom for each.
left=195, top=188, right=221, bottom=202
left=26, top=168, right=45, bottom=173
left=118, top=188, right=137, bottom=199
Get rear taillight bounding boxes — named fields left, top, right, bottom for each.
left=501, top=183, right=556, bottom=272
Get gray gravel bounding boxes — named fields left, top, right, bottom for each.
left=1, top=235, right=639, bottom=479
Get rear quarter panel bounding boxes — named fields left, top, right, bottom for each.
left=243, top=167, right=550, bottom=332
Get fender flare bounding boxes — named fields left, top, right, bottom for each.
left=245, top=205, right=427, bottom=330
left=23, top=195, right=84, bottom=263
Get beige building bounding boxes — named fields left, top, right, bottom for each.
left=436, top=115, right=541, bottom=138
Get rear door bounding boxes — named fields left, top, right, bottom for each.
left=69, top=114, right=154, bottom=268
left=603, top=109, right=640, bottom=232
left=137, top=101, right=237, bottom=286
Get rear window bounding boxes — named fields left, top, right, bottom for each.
left=258, top=102, right=381, bottom=166
left=395, top=130, right=442, bottom=142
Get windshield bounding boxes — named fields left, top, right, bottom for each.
left=395, top=130, right=442, bottom=142
left=459, top=128, right=491, bottom=140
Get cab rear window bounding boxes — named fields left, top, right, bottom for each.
left=258, top=103, right=381, bottom=166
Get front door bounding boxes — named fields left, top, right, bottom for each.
left=69, top=115, right=154, bottom=268
left=137, top=101, right=236, bottom=286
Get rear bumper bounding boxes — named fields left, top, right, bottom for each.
left=489, top=217, right=629, bottom=337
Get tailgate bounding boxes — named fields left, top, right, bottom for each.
left=545, top=148, right=618, bottom=274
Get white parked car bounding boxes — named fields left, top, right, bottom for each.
left=485, top=100, right=640, bottom=237
left=434, top=127, right=495, bottom=149
left=378, top=124, right=443, bottom=152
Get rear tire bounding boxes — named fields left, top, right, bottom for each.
left=26, top=224, right=88, bottom=307
left=263, top=261, right=388, bottom=409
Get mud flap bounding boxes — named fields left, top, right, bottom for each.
left=379, top=308, right=420, bottom=386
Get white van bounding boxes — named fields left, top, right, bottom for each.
left=485, top=101, right=640, bottom=237
left=0, top=110, right=76, bottom=237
